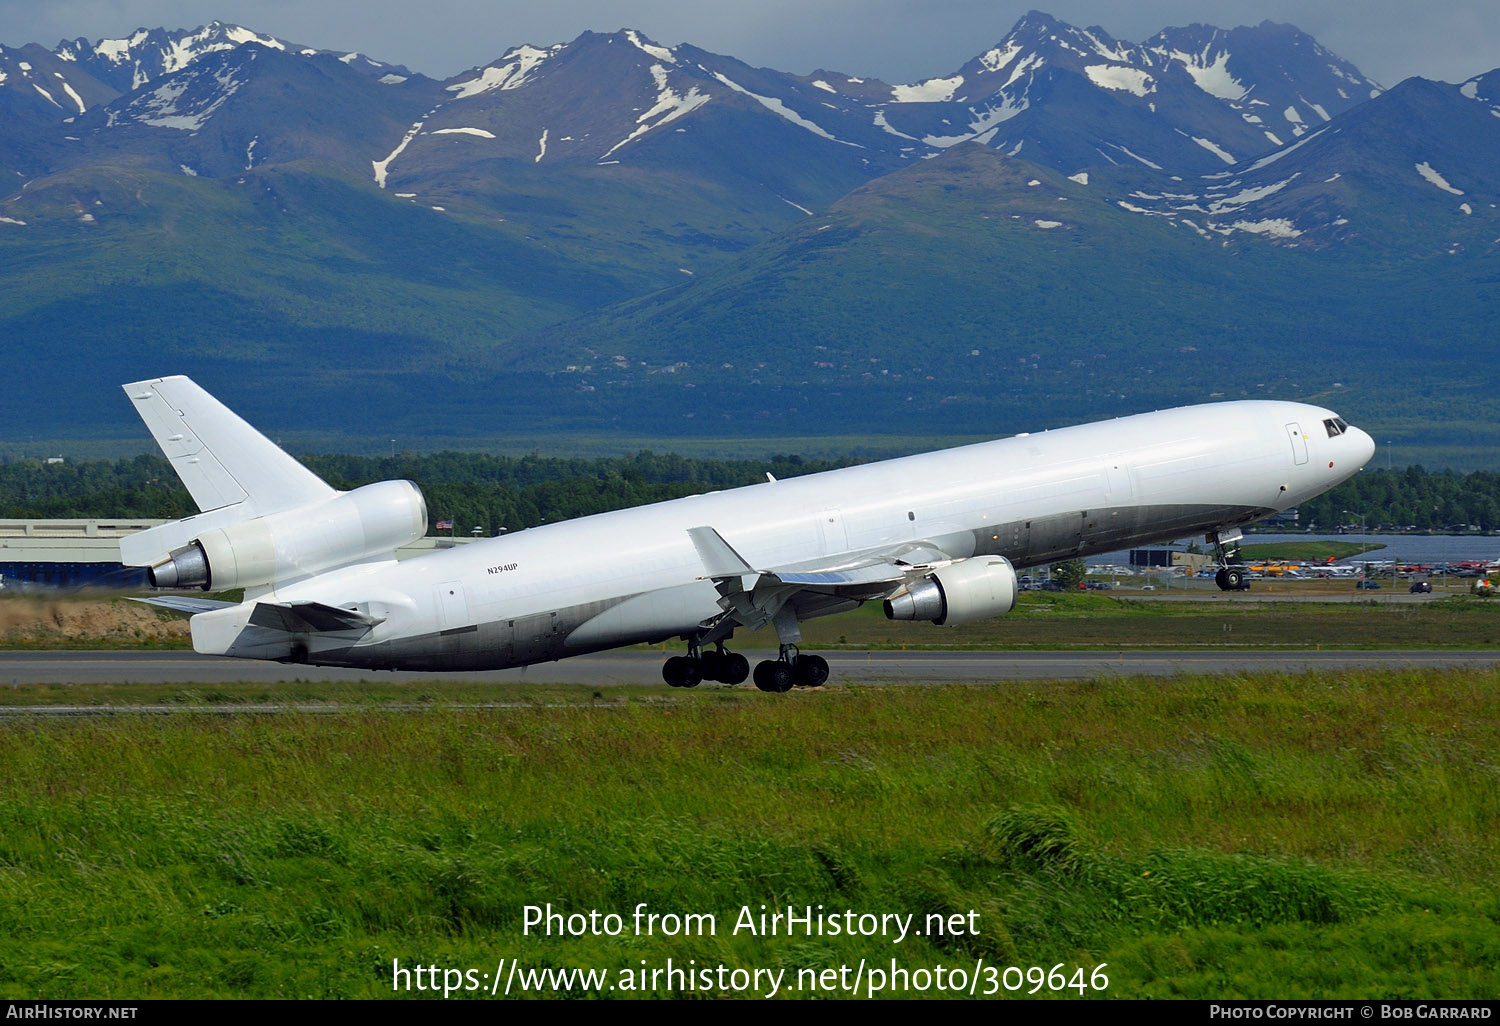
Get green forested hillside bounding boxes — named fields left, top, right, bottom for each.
left=3, top=452, right=1496, bottom=536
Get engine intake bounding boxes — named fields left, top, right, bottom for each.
left=883, top=556, right=1018, bottom=626
left=148, top=480, right=427, bottom=591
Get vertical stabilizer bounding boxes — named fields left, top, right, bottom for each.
left=119, top=376, right=337, bottom=568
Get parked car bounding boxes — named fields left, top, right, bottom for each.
left=1409, top=580, right=1433, bottom=594
left=1355, top=580, right=1382, bottom=590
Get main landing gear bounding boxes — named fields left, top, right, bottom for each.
left=662, top=643, right=751, bottom=688
left=661, top=643, right=829, bottom=692
left=751, top=646, right=829, bottom=693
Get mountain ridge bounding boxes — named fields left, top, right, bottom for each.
left=0, top=13, right=1494, bottom=458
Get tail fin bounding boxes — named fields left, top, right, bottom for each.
left=120, top=376, right=336, bottom=567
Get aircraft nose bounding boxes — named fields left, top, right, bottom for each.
left=1348, top=425, right=1376, bottom=468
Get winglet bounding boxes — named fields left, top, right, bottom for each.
left=688, top=526, right=755, bottom=578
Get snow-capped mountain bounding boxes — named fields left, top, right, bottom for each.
left=55, top=21, right=413, bottom=93
left=74, top=44, right=441, bottom=180
left=0, top=13, right=1495, bottom=449
left=773, top=12, right=1383, bottom=175
left=2, top=15, right=1388, bottom=191
left=1095, top=75, right=1499, bottom=251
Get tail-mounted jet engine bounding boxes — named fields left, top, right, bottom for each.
left=883, top=556, right=1019, bottom=626
left=148, top=480, right=427, bottom=591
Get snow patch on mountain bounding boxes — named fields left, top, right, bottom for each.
left=56, top=75, right=86, bottom=113
left=1192, top=136, right=1236, bottom=164
left=1244, top=127, right=1326, bottom=172
left=978, top=42, right=1024, bottom=73
left=128, top=64, right=244, bottom=131
left=713, top=72, right=856, bottom=146
left=891, top=75, right=963, bottom=103
left=1206, top=176, right=1297, bottom=215
left=873, top=109, right=920, bottom=141
left=599, top=64, right=710, bottom=159
left=625, top=30, right=675, bottom=63
left=1164, top=48, right=1247, bottom=101
left=1108, top=143, right=1163, bottom=170
left=1233, top=218, right=1301, bottom=238
left=811, top=80, right=835, bottom=93
left=1079, top=28, right=1132, bottom=64
left=373, top=120, right=423, bottom=188
left=1416, top=162, right=1463, bottom=196
left=1085, top=65, right=1154, bottom=96
left=432, top=127, right=497, bottom=138
left=448, top=45, right=555, bottom=99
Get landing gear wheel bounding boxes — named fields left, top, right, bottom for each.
left=753, top=660, right=795, bottom=693
left=1224, top=568, right=1245, bottom=591
left=662, top=656, right=702, bottom=688
left=698, top=650, right=724, bottom=681
left=720, top=652, right=750, bottom=685
left=1215, top=568, right=1229, bottom=591
left=794, top=654, right=829, bottom=688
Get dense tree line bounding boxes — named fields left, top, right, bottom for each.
left=1, top=454, right=1497, bottom=535
left=0, top=451, right=847, bottom=534
left=1296, top=467, right=1500, bottom=533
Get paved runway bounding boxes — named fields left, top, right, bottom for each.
left=3, top=648, right=1499, bottom=686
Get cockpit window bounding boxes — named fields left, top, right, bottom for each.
left=1324, top=417, right=1347, bottom=438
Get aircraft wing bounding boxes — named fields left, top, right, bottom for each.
left=687, top=525, right=949, bottom=636
left=689, top=526, right=947, bottom=591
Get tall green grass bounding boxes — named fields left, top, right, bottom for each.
left=0, top=670, right=1496, bottom=998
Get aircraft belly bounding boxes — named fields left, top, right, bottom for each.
left=989, top=502, right=1271, bottom=570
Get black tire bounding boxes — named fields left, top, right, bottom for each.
left=753, top=660, right=794, bottom=693
left=662, top=655, right=689, bottom=687
left=698, top=650, right=723, bottom=681
left=720, top=652, right=750, bottom=685
left=679, top=659, right=703, bottom=688
left=1215, top=568, right=1229, bottom=591
left=1225, top=568, right=1245, bottom=590
left=795, top=654, right=829, bottom=688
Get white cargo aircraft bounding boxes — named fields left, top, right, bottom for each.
left=123, top=376, right=1374, bottom=691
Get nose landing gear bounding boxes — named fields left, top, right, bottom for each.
left=1209, top=528, right=1251, bottom=592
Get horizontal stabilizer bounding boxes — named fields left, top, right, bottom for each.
left=248, top=601, right=385, bottom=634
left=127, top=596, right=237, bottom=618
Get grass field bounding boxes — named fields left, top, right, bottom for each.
left=9, top=589, right=1500, bottom=654
left=751, top=591, right=1500, bottom=651
left=0, top=670, right=1496, bottom=999
left=1237, top=541, right=1386, bottom=562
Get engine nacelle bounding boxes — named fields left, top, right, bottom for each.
left=883, top=556, right=1018, bottom=626
left=148, top=480, right=428, bottom=591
